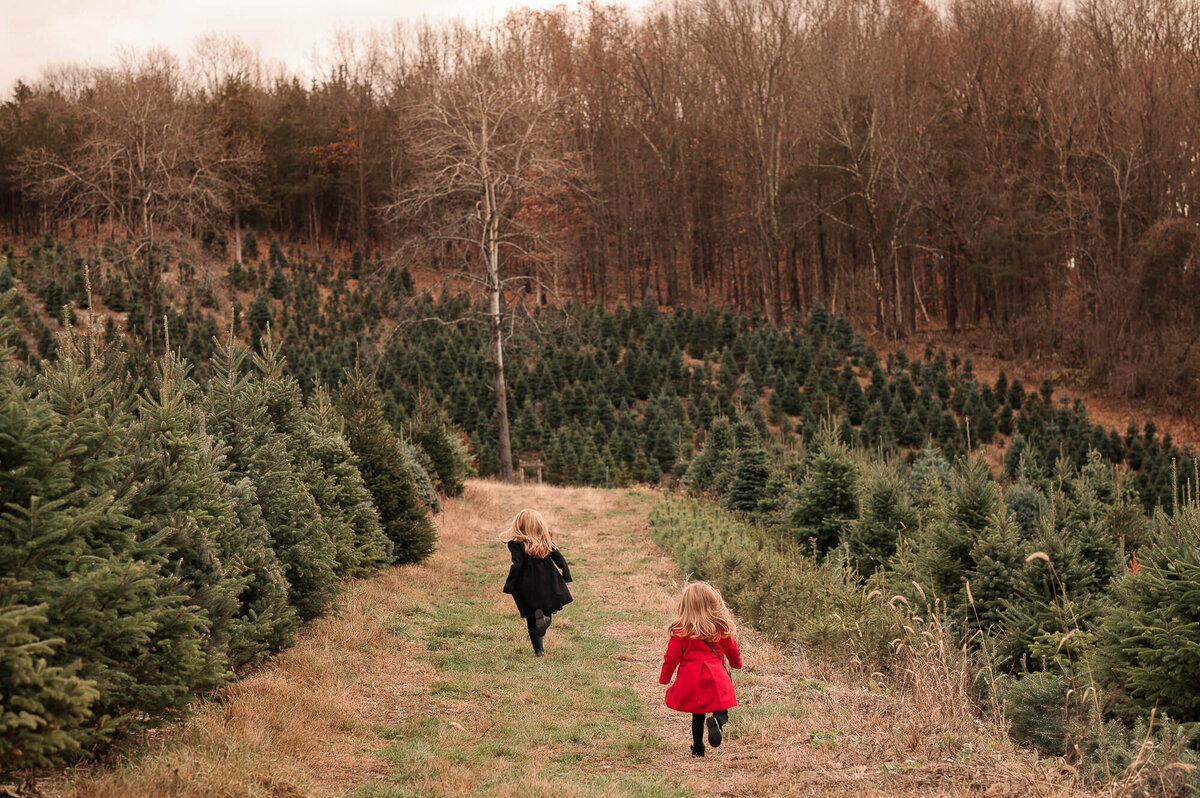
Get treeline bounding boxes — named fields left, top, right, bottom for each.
left=0, top=297, right=467, bottom=774
left=3, top=0, right=1200, bottom=402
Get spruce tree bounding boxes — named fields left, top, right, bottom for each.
left=685, top=415, right=736, bottom=496
left=18, top=342, right=220, bottom=727
left=1096, top=503, right=1200, bottom=722
left=843, top=377, right=867, bottom=426
left=726, top=442, right=771, bottom=515
left=132, top=351, right=295, bottom=670
left=303, top=388, right=393, bottom=576
left=963, top=511, right=1026, bottom=631
left=409, top=396, right=468, bottom=497
left=204, top=336, right=340, bottom=620
left=788, top=425, right=860, bottom=554
left=0, top=603, right=99, bottom=770
left=846, top=462, right=917, bottom=573
left=339, top=368, right=437, bottom=564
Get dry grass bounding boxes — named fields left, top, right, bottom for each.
left=43, top=481, right=1099, bottom=797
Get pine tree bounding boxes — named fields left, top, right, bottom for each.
left=0, top=603, right=99, bottom=770
left=132, top=351, right=295, bottom=670
left=788, top=425, right=860, bottom=554
left=726, top=443, right=771, bottom=515
left=15, top=341, right=220, bottom=728
left=1096, top=503, right=1200, bottom=722
left=846, top=462, right=917, bottom=573
left=339, top=368, right=437, bottom=564
left=204, top=336, right=340, bottom=619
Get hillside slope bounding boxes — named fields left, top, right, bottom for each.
left=47, top=482, right=1087, bottom=797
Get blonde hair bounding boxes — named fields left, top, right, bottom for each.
left=508, top=509, right=554, bottom=558
left=668, top=581, right=736, bottom=642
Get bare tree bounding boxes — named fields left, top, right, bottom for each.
left=697, top=0, right=809, bottom=320
left=388, top=27, right=571, bottom=481
left=20, top=51, right=254, bottom=349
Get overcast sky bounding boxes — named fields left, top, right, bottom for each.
left=0, top=0, right=619, bottom=99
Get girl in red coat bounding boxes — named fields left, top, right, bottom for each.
left=659, top=581, right=742, bottom=756
left=502, top=509, right=572, bottom=657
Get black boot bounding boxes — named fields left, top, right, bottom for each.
left=534, top=609, right=551, bottom=636
left=527, top=617, right=545, bottom=656
left=690, top=744, right=705, bottom=757
left=706, top=716, right=722, bottom=747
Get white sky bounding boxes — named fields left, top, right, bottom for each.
left=0, top=0, right=621, bottom=99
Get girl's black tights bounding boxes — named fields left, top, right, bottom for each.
left=690, top=710, right=728, bottom=751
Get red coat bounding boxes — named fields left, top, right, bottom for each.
left=659, top=634, right=742, bottom=714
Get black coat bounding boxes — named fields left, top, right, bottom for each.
left=502, top=541, right=573, bottom=618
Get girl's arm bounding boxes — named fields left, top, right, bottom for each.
left=549, top=547, right=572, bottom=582
left=721, top=636, right=743, bottom=670
left=659, top=635, right=683, bottom=684
left=502, top=542, right=524, bottom=594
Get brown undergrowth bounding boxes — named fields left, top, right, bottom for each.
left=43, top=481, right=1096, bottom=797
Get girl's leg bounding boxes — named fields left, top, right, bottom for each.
left=691, top=713, right=705, bottom=755
left=534, top=609, right=550, bottom=636
left=714, top=709, right=728, bottom=727
left=526, top=617, right=544, bottom=655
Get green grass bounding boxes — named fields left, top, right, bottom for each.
left=363, top=524, right=689, bottom=797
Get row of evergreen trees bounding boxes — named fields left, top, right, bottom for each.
left=378, top=292, right=1192, bottom=513
left=4, top=236, right=1192, bottom=513
left=683, top=414, right=1200, bottom=753
left=0, top=292, right=462, bottom=774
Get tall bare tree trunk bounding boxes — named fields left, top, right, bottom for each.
left=233, top=209, right=242, bottom=263
left=482, top=171, right=514, bottom=482
left=488, top=242, right=514, bottom=481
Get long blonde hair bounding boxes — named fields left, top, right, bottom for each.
left=669, top=581, right=736, bottom=642
left=508, top=509, right=554, bottom=558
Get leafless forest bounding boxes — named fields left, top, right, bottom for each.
left=3, top=0, right=1199, bottom=401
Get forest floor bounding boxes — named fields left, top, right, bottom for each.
left=43, top=481, right=1094, bottom=798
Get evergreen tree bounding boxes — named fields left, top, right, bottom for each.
left=132, top=351, right=296, bottom=670
left=247, top=292, right=272, bottom=347
left=339, top=368, right=437, bottom=564
left=804, top=300, right=830, bottom=339
left=910, top=457, right=999, bottom=608
left=0, top=603, right=99, bottom=770
left=846, top=462, right=917, bottom=573
left=409, top=396, right=468, bottom=497
left=726, top=442, right=771, bottom=515
left=268, top=265, right=288, bottom=300
left=204, top=337, right=340, bottom=619
left=1096, top=503, right=1200, bottom=722
left=686, top=416, right=736, bottom=496
left=10, top=340, right=220, bottom=730
left=843, top=376, right=867, bottom=426
left=788, top=425, right=860, bottom=554
left=303, top=388, right=393, bottom=575
left=963, top=511, right=1026, bottom=630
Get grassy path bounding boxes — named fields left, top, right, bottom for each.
left=49, top=481, right=1084, bottom=798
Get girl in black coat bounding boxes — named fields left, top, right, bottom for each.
left=502, top=509, right=573, bottom=656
